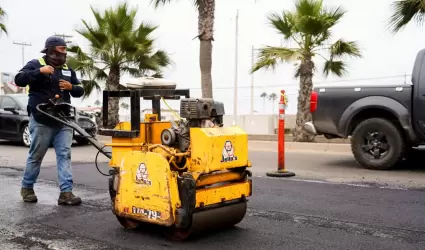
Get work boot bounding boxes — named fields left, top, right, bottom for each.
left=21, top=188, right=38, bottom=203
left=58, top=192, right=82, bottom=206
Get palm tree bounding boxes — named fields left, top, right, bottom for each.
left=67, top=2, right=171, bottom=129
left=0, top=7, right=8, bottom=36
left=260, top=92, right=268, bottom=112
left=387, top=0, right=425, bottom=33
left=268, top=93, right=278, bottom=113
left=250, top=0, right=362, bottom=142
left=150, top=0, right=215, bottom=98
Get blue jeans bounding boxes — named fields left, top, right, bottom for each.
left=22, top=116, right=74, bottom=192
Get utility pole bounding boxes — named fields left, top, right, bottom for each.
left=233, top=10, right=239, bottom=125
left=54, top=33, right=73, bottom=44
left=250, top=45, right=255, bottom=115
left=251, top=0, right=257, bottom=115
left=13, top=41, right=32, bottom=67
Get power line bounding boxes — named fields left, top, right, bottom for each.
left=54, top=33, right=73, bottom=44
left=13, top=41, right=31, bottom=67
left=180, top=74, right=411, bottom=91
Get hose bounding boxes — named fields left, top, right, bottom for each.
left=161, top=97, right=184, bottom=121
left=148, top=144, right=190, bottom=157
left=95, top=144, right=113, bottom=177
left=90, top=98, right=186, bottom=177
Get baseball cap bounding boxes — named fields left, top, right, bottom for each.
left=40, top=36, right=67, bottom=53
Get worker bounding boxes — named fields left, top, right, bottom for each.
left=14, top=36, right=84, bottom=205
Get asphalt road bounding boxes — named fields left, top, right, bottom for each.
left=1, top=142, right=425, bottom=249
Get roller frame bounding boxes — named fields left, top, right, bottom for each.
left=108, top=168, right=250, bottom=240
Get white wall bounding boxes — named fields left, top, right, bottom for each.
left=119, top=112, right=296, bottom=135
left=223, top=114, right=296, bottom=134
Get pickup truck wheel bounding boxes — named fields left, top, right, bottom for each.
left=351, top=118, right=405, bottom=170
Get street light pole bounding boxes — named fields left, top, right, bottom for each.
left=251, top=0, right=257, bottom=115
left=233, top=10, right=239, bottom=125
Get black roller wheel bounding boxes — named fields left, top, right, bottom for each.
left=164, top=227, right=191, bottom=241
left=108, top=176, right=139, bottom=230
left=351, top=118, right=405, bottom=170
left=116, top=215, right=140, bottom=229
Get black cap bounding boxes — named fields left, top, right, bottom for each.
left=40, top=36, right=67, bottom=53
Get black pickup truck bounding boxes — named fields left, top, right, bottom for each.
left=304, top=49, right=425, bottom=170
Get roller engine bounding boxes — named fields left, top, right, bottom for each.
left=160, top=98, right=225, bottom=153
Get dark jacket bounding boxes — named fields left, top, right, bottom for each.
left=14, top=56, right=84, bottom=127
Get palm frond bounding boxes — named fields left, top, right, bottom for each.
left=251, top=46, right=304, bottom=73
left=0, top=7, right=7, bottom=35
left=267, top=11, right=296, bottom=40
left=80, top=80, right=102, bottom=99
left=150, top=71, right=164, bottom=78
left=122, top=66, right=143, bottom=77
left=150, top=0, right=173, bottom=8
left=323, top=60, right=346, bottom=77
left=151, top=50, right=172, bottom=67
left=134, top=22, right=158, bottom=41
left=150, top=0, right=200, bottom=8
left=295, top=0, right=322, bottom=17
left=0, top=23, right=7, bottom=35
left=321, top=5, right=346, bottom=27
left=387, top=0, right=425, bottom=33
left=328, top=39, right=362, bottom=59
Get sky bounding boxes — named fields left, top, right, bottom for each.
left=0, top=0, right=424, bottom=115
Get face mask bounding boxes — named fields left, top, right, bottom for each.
left=46, top=49, right=67, bottom=67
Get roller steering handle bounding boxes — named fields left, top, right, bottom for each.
left=35, top=100, right=112, bottom=159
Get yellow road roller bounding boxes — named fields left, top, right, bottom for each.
left=36, top=81, right=253, bottom=240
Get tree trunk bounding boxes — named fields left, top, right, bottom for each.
left=293, top=58, right=315, bottom=142
left=197, top=0, right=215, bottom=98
left=104, top=65, right=121, bottom=129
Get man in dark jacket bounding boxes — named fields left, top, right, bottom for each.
left=14, top=36, right=84, bottom=205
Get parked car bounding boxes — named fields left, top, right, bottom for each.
left=304, top=48, right=425, bottom=171
left=0, top=94, right=97, bottom=147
